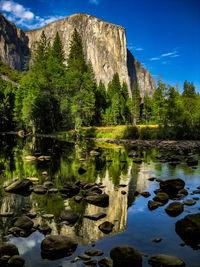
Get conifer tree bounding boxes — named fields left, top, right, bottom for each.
left=51, top=32, right=65, bottom=64
left=132, top=81, right=141, bottom=125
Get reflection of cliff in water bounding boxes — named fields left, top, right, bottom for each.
left=0, top=194, right=31, bottom=241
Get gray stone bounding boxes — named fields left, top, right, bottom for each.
left=175, top=213, right=200, bottom=247
left=98, top=221, right=114, bottom=234
left=0, top=244, right=19, bottom=257
left=8, top=255, right=25, bottom=266
left=148, top=254, right=185, bottom=266
left=85, top=248, right=104, bottom=256
left=98, top=257, right=113, bottom=267
left=110, top=245, right=142, bottom=266
left=153, top=192, right=169, bottom=204
left=33, top=185, right=47, bottom=194
left=60, top=209, right=80, bottom=225
left=41, top=235, right=77, bottom=260
left=4, top=179, right=33, bottom=195
left=86, top=193, right=109, bottom=207
left=14, top=216, right=34, bottom=230
left=84, top=213, right=106, bottom=221
left=183, top=199, right=196, bottom=206
left=165, top=202, right=184, bottom=217
left=159, top=178, right=185, bottom=197
left=148, top=200, right=164, bottom=210
left=78, top=254, right=91, bottom=261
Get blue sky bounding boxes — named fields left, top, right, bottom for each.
left=0, top=0, right=199, bottom=92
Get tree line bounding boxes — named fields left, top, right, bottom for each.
left=0, top=29, right=199, bottom=139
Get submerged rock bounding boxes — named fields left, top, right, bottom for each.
left=165, top=202, right=184, bottom=217
left=8, top=255, right=25, bottom=267
left=4, top=179, right=33, bottom=195
left=84, top=213, right=106, bottom=221
left=0, top=244, right=19, bottom=257
left=148, top=200, right=163, bottom=210
left=86, top=193, right=109, bottom=207
left=110, top=245, right=142, bottom=266
left=153, top=192, right=169, bottom=204
left=141, top=191, right=151, bottom=198
left=33, top=185, right=47, bottom=194
left=78, top=166, right=87, bottom=175
left=148, top=254, right=185, bottom=267
left=175, top=213, right=200, bottom=248
left=41, top=235, right=77, bottom=260
left=98, top=257, right=113, bottom=267
left=183, top=199, right=196, bottom=206
left=60, top=209, right=80, bottom=225
left=159, top=178, right=185, bottom=197
left=98, top=221, right=114, bottom=234
left=14, top=216, right=34, bottom=230
left=85, top=248, right=104, bottom=256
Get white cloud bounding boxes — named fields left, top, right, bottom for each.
left=135, top=47, right=143, bottom=51
left=0, top=0, right=65, bottom=29
left=161, top=51, right=177, bottom=57
left=89, top=0, right=99, bottom=5
left=150, top=57, right=160, bottom=61
left=0, top=1, right=34, bottom=21
left=171, top=54, right=180, bottom=58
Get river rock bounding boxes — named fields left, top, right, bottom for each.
left=159, top=178, right=185, bottom=197
left=86, top=193, right=109, bottom=207
left=78, top=166, right=87, bottom=175
left=83, top=187, right=102, bottom=197
left=74, top=196, right=82, bottom=203
left=178, top=189, right=188, bottom=196
left=84, top=259, right=97, bottom=265
left=48, top=188, right=58, bottom=193
left=165, top=202, right=184, bottom=217
left=60, top=209, right=80, bottom=225
left=78, top=254, right=91, bottom=260
left=0, top=244, right=19, bottom=257
left=42, top=214, right=54, bottom=220
left=153, top=192, right=169, bottom=204
left=128, top=151, right=138, bottom=158
left=183, top=199, right=196, bottom=206
left=60, top=183, right=80, bottom=198
left=14, top=216, right=34, bottom=230
left=141, top=191, right=151, bottom=198
left=98, top=221, right=114, bottom=234
left=4, top=179, right=33, bottom=195
left=148, top=200, right=164, bottom=210
left=98, top=257, right=113, bottom=267
left=38, top=223, right=52, bottom=235
left=110, top=245, right=142, bottom=266
left=84, top=212, right=106, bottom=221
left=85, top=248, right=104, bottom=256
left=41, top=235, right=77, bottom=260
left=148, top=254, right=185, bottom=266
left=185, top=157, right=198, bottom=166
left=43, top=181, right=54, bottom=188
left=8, top=255, right=25, bottom=266
left=33, top=185, right=47, bottom=194
left=175, top=213, right=200, bottom=247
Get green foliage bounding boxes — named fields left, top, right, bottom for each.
left=132, top=81, right=141, bottom=125
left=0, top=60, right=20, bottom=83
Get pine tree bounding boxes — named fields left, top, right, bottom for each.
left=67, top=29, right=87, bottom=73
left=51, top=32, right=65, bottom=64
left=132, top=81, right=141, bottom=125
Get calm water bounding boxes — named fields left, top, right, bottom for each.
left=0, top=134, right=200, bottom=267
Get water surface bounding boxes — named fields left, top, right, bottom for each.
left=0, top=135, right=200, bottom=266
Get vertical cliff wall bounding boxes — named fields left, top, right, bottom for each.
left=0, top=13, right=29, bottom=71
left=0, top=13, right=156, bottom=96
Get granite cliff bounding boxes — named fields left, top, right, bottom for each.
left=0, top=13, right=156, bottom=97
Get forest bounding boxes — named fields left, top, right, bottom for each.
left=0, top=29, right=200, bottom=139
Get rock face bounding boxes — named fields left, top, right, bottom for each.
left=0, top=13, right=156, bottom=96
left=0, top=13, right=29, bottom=71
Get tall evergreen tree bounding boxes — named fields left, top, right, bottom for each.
left=132, top=81, right=141, bottom=125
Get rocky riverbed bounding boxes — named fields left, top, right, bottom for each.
left=0, top=135, right=200, bottom=266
